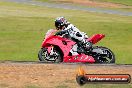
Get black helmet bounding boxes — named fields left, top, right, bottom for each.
left=55, top=17, right=67, bottom=30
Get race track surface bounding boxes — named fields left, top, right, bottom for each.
left=2, top=0, right=132, bottom=16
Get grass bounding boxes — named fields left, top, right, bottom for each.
left=35, top=0, right=132, bottom=12
left=36, top=0, right=132, bottom=6
left=81, top=84, right=132, bottom=88
left=0, top=1, right=132, bottom=64
left=55, top=84, right=69, bottom=88
left=92, top=0, right=132, bottom=6
left=25, top=85, right=40, bottom=88
left=91, top=0, right=132, bottom=11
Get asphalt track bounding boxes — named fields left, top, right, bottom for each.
left=1, top=61, right=132, bottom=66
left=3, top=0, right=132, bottom=16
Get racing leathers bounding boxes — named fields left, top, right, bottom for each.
left=55, top=23, right=92, bottom=55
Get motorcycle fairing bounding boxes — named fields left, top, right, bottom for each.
left=87, top=34, right=105, bottom=44
left=42, top=35, right=76, bottom=57
left=63, top=54, right=95, bottom=63
left=41, top=29, right=105, bottom=63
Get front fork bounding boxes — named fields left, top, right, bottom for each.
left=46, top=46, right=58, bottom=61
left=49, top=46, right=54, bottom=56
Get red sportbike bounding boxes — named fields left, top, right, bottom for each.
left=38, top=29, right=115, bottom=63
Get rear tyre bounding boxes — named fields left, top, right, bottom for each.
left=92, top=46, right=115, bottom=63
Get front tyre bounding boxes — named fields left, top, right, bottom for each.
left=38, top=47, right=62, bottom=63
left=92, top=46, right=115, bottom=63
left=38, top=48, right=48, bottom=62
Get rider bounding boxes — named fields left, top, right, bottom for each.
left=54, top=16, right=92, bottom=55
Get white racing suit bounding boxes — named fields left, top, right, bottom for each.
left=56, top=24, right=92, bottom=55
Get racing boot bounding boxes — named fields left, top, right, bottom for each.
left=82, top=40, right=93, bottom=53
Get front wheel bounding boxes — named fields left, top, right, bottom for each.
left=92, top=46, right=115, bottom=63
left=38, top=47, right=62, bottom=63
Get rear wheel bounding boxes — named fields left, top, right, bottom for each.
left=38, top=47, right=62, bottom=63
left=92, top=46, right=115, bottom=63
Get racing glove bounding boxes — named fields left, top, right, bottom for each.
left=55, top=30, right=68, bottom=36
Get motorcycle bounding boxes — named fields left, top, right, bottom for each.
left=38, top=29, right=115, bottom=63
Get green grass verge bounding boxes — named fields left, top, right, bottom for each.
left=82, top=84, right=132, bottom=88
left=0, top=1, right=132, bottom=64
left=35, top=0, right=132, bottom=12
left=25, top=85, right=40, bottom=88
left=92, top=0, right=132, bottom=6
left=36, top=0, right=132, bottom=6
